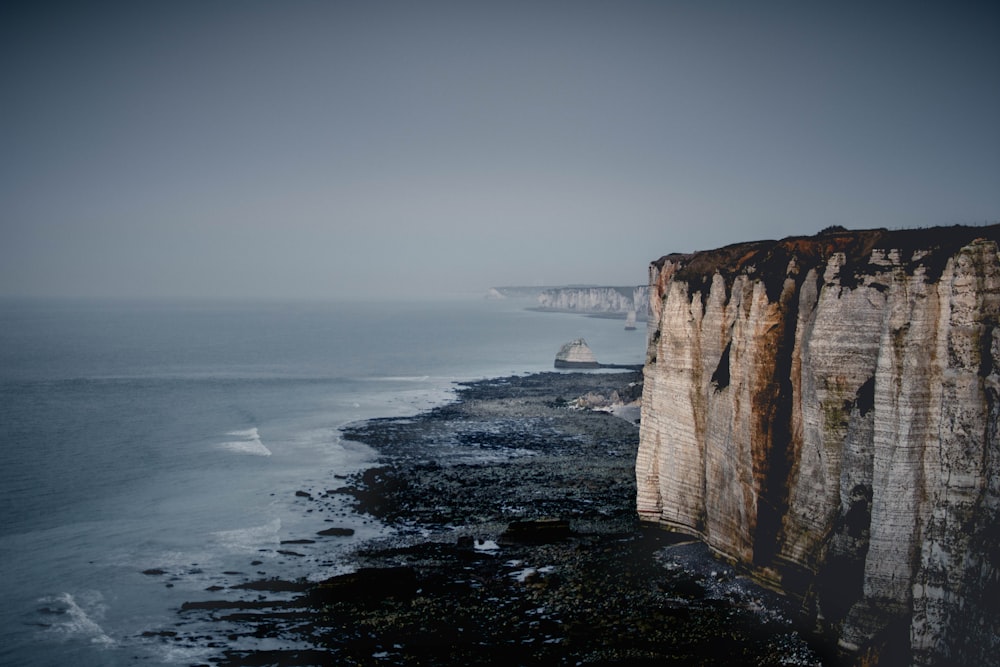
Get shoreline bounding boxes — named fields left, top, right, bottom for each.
left=159, top=371, right=828, bottom=666
left=525, top=306, right=650, bottom=322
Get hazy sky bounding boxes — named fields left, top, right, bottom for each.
left=2, top=1, right=998, bottom=300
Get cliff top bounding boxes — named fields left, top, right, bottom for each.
left=653, top=224, right=1000, bottom=301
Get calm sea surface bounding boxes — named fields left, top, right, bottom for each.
left=0, top=297, right=645, bottom=666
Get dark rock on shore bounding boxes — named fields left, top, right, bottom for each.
left=499, top=518, right=572, bottom=544
left=306, top=566, right=417, bottom=605
left=337, top=372, right=644, bottom=534
left=233, top=579, right=311, bottom=593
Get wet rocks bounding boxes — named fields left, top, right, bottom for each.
left=233, top=579, right=311, bottom=593
left=306, top=566, right=417, bottom=605
left=499, top=518, right=572, bottom=544
left=338, top=372, right=643, bottom=533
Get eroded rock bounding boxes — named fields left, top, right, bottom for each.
left=637, top=224, right=1000, bottom=665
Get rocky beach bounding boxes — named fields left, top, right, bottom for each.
left=159, top=371, right=826, bottom=666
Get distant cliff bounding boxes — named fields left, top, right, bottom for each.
left=535, top=285, right=650, bottom=318
left=487, top=286, right=550, bottom=299
left=636, top=225, right=1000, bottom=665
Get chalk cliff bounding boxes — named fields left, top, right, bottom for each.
left=536, top=285, right=650, bottom=317
left=636, top=225, right=1000, bottom=665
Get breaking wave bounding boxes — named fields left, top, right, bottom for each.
left=35, top=591, right=116, bottom=647
left=220, top=427, right=272, bottom=456
left=211, top=518, right=281, bottom=552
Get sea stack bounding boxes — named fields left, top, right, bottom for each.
left=554, top=339, right=599, bottom=368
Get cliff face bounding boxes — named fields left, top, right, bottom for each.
left=536, top=285, right=650, bottom=317
left=636, top=226, right=1000, bottom=665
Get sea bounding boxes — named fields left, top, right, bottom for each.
left=0, top=296, right=645, bottom=666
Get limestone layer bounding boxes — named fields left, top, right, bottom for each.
left=636, top=226, right=1000, bottom=665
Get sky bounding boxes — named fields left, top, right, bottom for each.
left=1, top=1, right=998, bottom=300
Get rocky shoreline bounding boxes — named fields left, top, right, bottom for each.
left=165, top=372, right=828, bottom=666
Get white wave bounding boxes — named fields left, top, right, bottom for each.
left=220, top=440, right=272, bottom=456
left=220, top=427, right=272, bottom=456
left=211, top=518, right=281, bottom=552
left=157, top=643, right=217, bottom=665
left=36, top=591, right=116, bottom=647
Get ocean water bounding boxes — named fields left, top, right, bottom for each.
left=0, top=297, right=645, bottom=666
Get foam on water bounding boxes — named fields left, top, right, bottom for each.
left=226, top=427, right=260, bottom=438
left=219, top=427, right=272, bottom=456
left=155, top=643, right=217, bottom=665
left=211, top=517, right=281, bottom=552
left=35, top=591, right=116, bottom=647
